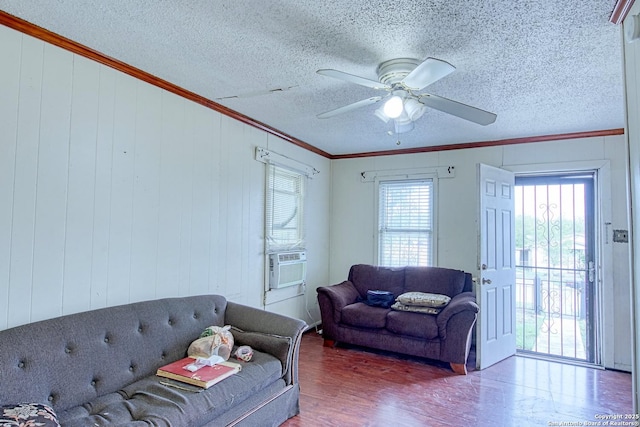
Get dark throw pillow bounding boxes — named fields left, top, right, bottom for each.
left=364, top=290, right=395, bottom=308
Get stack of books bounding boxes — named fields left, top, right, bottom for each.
left=157, top=357, right=241, bottom=389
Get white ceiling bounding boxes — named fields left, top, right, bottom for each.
left=0, top=1, right=625, bottom=156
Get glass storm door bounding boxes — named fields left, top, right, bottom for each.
left=514, top=173, right=598, bottom=364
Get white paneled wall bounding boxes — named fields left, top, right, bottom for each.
left=0, top=25, right=331, bottom=330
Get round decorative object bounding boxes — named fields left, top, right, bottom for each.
left=235, top=345, right=253, bottom=362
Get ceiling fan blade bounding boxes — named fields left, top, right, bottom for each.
left=420, top=93, right=497, bottom=125
left=402, top=58, right=456, bottom=90
left=317, top=69, right=391, bottom=90
left=317, top=96, right=383, bottom=119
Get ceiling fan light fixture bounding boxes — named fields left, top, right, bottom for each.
left=404, top=98, right=426, bottom=121
left=374, top=105, right=391, bottom=123
left=383, top=95, right=404, bottom=119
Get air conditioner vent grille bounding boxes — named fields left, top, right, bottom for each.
left=278, top=252, right=301, bottom=262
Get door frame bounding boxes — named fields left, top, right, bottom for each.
left=503, top=160, right=611, bottom=368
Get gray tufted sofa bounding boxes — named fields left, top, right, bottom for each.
left=0, top=295, right=306, bottom=426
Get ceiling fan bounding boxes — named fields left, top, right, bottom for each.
left=316, top=57, right=497, bottom=134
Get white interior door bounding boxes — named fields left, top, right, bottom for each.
left=476, top=163, right=516, bottom=370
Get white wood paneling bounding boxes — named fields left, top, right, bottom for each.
left=156, top=90, right=186, bottom=299
left=63, top=55, right=99, bottom=315
left=189, top=103, right=217, bottom=297
left=7, top=35, right=44, bottom=328
left=107, top=71, right=137, bottom=308
left=208, top=106, right=228, bottom=294
left=31, top=44, right=73, bottom=322
left=244, top=126, right=268, bottom=309
left=0, top=26, right=21, bottom=330
left=225, top=118, right=248, bottom=301
left=90, top=66, right=117, bottom=310
left=0, top=24, right=331, bottom=329
left=129, top=81, right=161, bottom=303
left=177, top=100, right=197, bottom=296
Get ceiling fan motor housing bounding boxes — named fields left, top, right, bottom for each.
left=377, top=58, right=420, bottom=86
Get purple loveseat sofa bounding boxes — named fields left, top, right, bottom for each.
left=317, top=264, right=479, bottom=374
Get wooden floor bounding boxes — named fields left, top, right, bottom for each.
left=283, top=331, right=633, bottom=426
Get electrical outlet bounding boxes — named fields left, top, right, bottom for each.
left=613, top=229, right=629, bottom=243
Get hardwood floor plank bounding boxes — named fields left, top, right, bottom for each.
left=284, top=331, right=633, bottom=426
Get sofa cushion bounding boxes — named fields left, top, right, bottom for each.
left=0, top=403, right=60, bottom=427
left=57, top=349, right=283, bottom=427
left=391, top=302, right=441, bottom=315
left=341, top=303, right=389, bottom=329
left=386, top=310, right=439, bottom=339
left=397, top=292, right=451, bottom=308
left=348, top=264, right=405, bottom=299
left=403, top=267, right=466, bottom=297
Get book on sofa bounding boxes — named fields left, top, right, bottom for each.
left=157, top=357, right=241, bottom=389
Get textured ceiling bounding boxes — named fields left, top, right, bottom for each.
left=0, top=1, right=625, bottom=155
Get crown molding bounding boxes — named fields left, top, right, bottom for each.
left=610, top=0, right=636, bottom=24
left=330, top=129, right=625, bottom=159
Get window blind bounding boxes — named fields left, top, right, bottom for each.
left=378, top=179, right=433, bottom=267
left=266, top=164, right=306, bottom=252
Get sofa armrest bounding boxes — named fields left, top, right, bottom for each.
left=225, top=301, right=306, bottom=385
left=316, top=281, right=360, bottom=343
left=436, top=291, right=479, bottom=339
left=317, top=281, right=360, bottom=322
left=318, top=281, right=359, bottom=309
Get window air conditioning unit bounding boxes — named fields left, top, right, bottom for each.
left=269, top=251, right=307, bottom=289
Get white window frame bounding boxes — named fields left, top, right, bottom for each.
left=375, top=174, right=438, bottom=267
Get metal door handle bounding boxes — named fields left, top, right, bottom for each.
left=482, top=278, right=492, bottom=284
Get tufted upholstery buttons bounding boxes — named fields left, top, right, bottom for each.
left=91, top=380, right=96, bottom=386
left=18, top=361, right=25, bottom=369
left=193, top=313, right=198, bottom=319
left=138, top=326, right=143, bottom=333
left=104, top=337, right=109, bottom=343
left=168, top=319, right=173, bottom=326
left=129, top=365, right=134, bottom=372
left=65, top=347, right=71, bottom=354
left=48, top=395, right=54, bottom=402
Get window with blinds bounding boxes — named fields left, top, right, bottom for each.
left=378, top=179, right=433, bottom=267
left=266, top=164, right=306, bottom=252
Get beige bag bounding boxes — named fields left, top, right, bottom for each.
left=187, top=325, right=234, bottom=361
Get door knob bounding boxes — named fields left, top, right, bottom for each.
left=482, top=278, right=492, bottom=284
left=481, top=264, right=487, bottom=270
